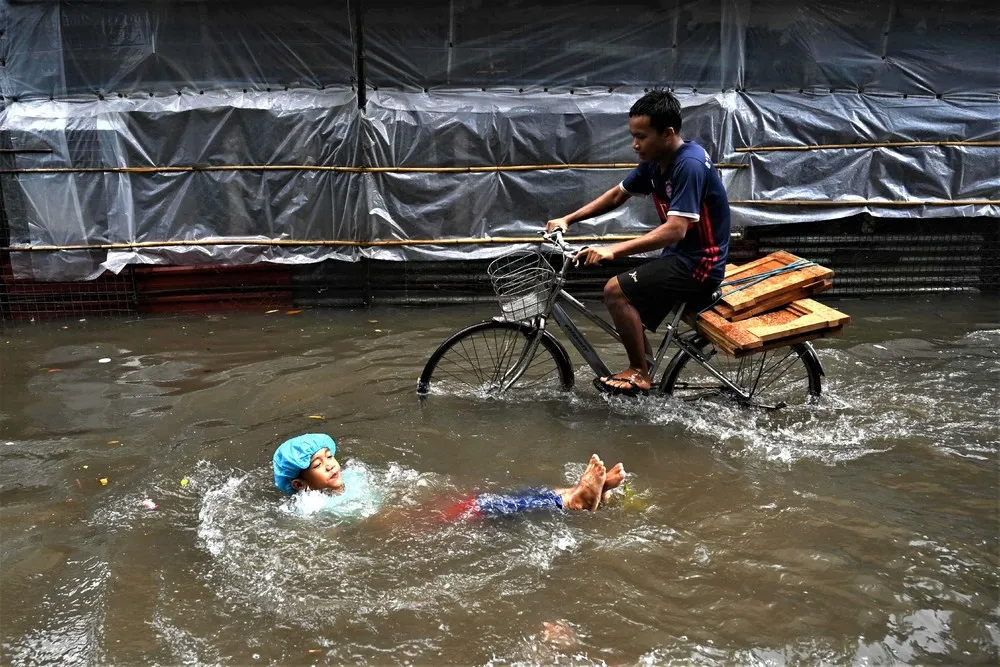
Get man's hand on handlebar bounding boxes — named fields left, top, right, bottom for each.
left=574, top=246, right=615, bottom=266
left=545, top=217, right=570, bottom=234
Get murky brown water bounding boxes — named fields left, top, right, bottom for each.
left=1, top=295, right=998, bottom=665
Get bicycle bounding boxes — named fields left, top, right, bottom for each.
left=417, top=230, right=824, bottom=409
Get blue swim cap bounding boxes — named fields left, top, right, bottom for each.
left=272, top=433, right=336, bottom=495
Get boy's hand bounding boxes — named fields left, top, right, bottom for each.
left=545, top=217, right=570, bottom=233
left=574, top=246, right=615, bottom=265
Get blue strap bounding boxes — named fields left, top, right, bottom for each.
left=697, top=259, right=817, bottom=315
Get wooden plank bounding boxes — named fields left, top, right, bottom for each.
left=695, top=308, right=762, bottom=352
left=721, top=253, right=832, bottom=311
left=715, top=279, right=831, bottom=321
left=727, top=325, right=847, bottom=358
left=694, top=298, right=851, bottom=353
left=719, top=251, right=834, bottom=315
left=741, top=299, right=851, bottom=343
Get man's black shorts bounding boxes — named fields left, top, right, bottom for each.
left=616, top=255, right=720, bottom=332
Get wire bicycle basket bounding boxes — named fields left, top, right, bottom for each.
left=487, top=247, right=557, bottom=321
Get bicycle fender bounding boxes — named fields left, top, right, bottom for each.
left=539, top=329, right=573, bottom=381
left=799, top=341, right=825, bottom=377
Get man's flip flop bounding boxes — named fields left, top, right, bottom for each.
left=593, top=376, right=650, bottom=397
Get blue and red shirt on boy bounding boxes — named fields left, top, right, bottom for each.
left=619, top=140, right=731, bottom=283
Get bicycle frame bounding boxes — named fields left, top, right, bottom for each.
left=496, top=232, right=760, bottom=401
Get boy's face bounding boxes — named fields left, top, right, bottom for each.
left=628, top=115, right=676, bottom=163
left=291, top=447, right=344, bottom=493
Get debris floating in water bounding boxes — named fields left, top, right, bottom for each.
left=308, top=415, right=325, bottom=420
left=108, top=440, right=120, bottom=445
left=180, top=478, right=189, bottom=487
left=98, top=357, right=111, bottom=363
left=285, top=309, right=302, bottom=315
left=99, top=478, right=108, bottom=486
left=265, top=309, right=279, bottom=314
left=141, top=499, right=157, bottom=510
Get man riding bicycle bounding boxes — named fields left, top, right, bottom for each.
left=545, top=90, right=732, bottom=396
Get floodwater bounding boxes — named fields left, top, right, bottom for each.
left=1, top=295, right=998, bottom=665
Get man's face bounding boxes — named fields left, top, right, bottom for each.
left=293, top=447, right=344, bottom=493
left=628, top=115, right=675, bottom=163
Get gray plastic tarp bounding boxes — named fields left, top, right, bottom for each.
left=1, top=0, right=997, bottom=280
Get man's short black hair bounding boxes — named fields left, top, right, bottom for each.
left=629, top=90, right=682, bottom=134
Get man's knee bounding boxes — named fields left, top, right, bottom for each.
left=603, top=276, right=625, bottom=304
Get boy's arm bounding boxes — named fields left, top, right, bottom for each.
left=577, top=157, right=704, bottom=264
left=576, top=216, right=688, bottom=264
left=545, top=185, right=632, bottom=233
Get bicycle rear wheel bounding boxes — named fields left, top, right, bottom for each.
left=661, top=336, right=822, bottom=408
left=417, top=320, right=574, bottom=397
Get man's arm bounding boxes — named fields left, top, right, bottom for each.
left=545, top=185, right=632, bottom=233
left=576, top=215, right=689, bottom=265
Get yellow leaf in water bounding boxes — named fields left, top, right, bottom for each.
left=108, top=440, right=120, bottom=445
left=100, top=478, right=108, bottom=486
left=180, top=478, right=189, bottom=487
left=374, top=329, right=383, bottom=333
left=265, top=309, right=279, bottom=314
left=308, top=649, right=322, bottom=654
left=308, top=415, right=325, bottom=420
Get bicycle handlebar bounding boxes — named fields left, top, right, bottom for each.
left=541, top=229, right=588, bottom=262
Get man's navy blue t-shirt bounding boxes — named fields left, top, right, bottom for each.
left=620, top=141, right=731, bottom=283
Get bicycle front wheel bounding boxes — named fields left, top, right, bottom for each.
left=417, top=320, right=574, bottom=397
left=661, top=336, right=822, bottom=409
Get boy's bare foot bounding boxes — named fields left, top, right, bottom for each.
left=560, top=454, right=606, bottom=511
left=603, top=463, right=625, bottom=492
left=600, top=462, right=626, bottom=506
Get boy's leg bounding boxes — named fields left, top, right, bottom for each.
left=601, top=256, right=718, bottom=393
left=601, top=277, right=651, bottom=391
left=443, top=456, right=620, bottom=521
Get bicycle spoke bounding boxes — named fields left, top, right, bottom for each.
left=665, top=340, right=819, bottom=408
left=489, top=326, right=520, bottom=387
left=752, top=352, right=807, bottom=396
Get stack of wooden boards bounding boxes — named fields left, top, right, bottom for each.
left=692, top=251, right=850, bottom=357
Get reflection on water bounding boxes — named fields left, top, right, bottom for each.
left=1, top=295, right=998, bottom=665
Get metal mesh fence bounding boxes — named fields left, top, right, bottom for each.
left=745, top=216, right=999, bottom=297
left=0, top=152, right=138, bottom=322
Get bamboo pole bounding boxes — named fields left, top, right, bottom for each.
left=7, top=235, right=644, bottom=252
left=0, top=162, right=747, bottom=175
left=729, top=199, right=998, bottom=206
left=737, top=140, right=1000, bottom=152
left=4, top=199, right=993, bottom=252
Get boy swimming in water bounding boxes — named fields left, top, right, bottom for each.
left=272, top=433, right=626, bottom=518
